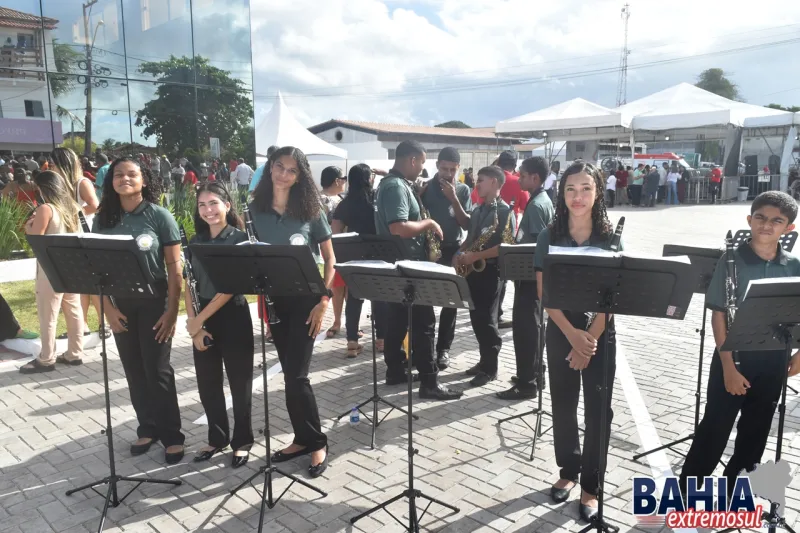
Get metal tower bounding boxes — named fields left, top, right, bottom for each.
left=615, top=3, right=631, bottom=107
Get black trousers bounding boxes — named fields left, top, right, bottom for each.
left=384, top=301, right=438, bottom=383
left=680, top=349, right=784, bottom=494
left=194, top=297, right=254, bottom=451
left=467, top=264, right=503, bottom=375
left=512, top=280, right=541, bottom=388
left=0, top=292, right=20, bottom=342
left=546, top=312, right=616, bottom=495
left=606, top=190, right=615, bottom=208
left=709, top=182, right=720, bottom=204
left=114, top=288, right=184, bottom=447
left=270, top=295, right=327, bottom=452
left=345, top=294, right=387, bottom=342
left=435, top=244, right=461, bottom=353
left=630, top=184, right=642, bottom=205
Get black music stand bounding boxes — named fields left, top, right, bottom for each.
left=495, top=243, right=549, bottom=461
left=732, top=229, right=798, bottom=252
left=27, top=234, right=181, bottom=533
left=543, top=251, right=694, bottom=533
left=339, top=260, right=472, bottom=532
left=331, top=235, right=415, bottom=450
left=633, top=244, right=722, bottom=462
left=189, top=242, right=327, bottom=532
left=719, top=278, right=800, bottom=533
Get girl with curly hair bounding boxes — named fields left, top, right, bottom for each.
left=533, top=160, right=620, bottom=523
left=94, top=157, right=186, bottom=465
left=250, top=146, right=335, bottom=478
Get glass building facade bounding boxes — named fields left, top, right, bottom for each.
left=0, top=0, right=255, bottom=163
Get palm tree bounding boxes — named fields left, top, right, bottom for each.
left=49, top=39, right=82, bottom=98
left=101, top=138, right=115, bottom=152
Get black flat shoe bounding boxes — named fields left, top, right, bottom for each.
left=496, top=385, right=537, bottom=400
left=232, top=452, right=249, bottom=468
left=465, top=363, right=483, bottom=376
left=308, top=446, right=328, bottom=478
left=419, top=383, right=463, bottom=400
left=55, top=354, right=83, bottom=366
left=469, top=372, right=497, bottom=387
left=193, top=447, right=226, bottom=462
left=271, top=447, right=311, bottom=463
left=579, top=502, right=598, bottom=523
left=165, top=446, right=185, bottom=465
left=130, top=437, right=158, bottom=456
left=436, top=350, right=450, bottom=370
left=385, top=372, right=420, bottom=386
left=550, top=483, right=576, bottom=504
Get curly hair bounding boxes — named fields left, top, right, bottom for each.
left=549, top=160, right=613, bottom=241
left=96, top=157, right=162, bottom=230
left=251, top=146, right=321, bottom=222
left=194, top=181, right=244, bottom=238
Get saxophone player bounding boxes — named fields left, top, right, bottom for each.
left=420, top=147, right=472, bottom=371
left=680, top=191, right=800, bottom=500
left=375, top=140, right=463, bottom=401
left=454, top=166, right=516, bottom=387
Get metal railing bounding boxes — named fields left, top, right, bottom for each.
left=687, top=174, right=780, bottom=203
left=0, top=46, right=45, bottom=81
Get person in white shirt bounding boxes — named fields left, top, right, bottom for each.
left=544, top=163, right=558, bottom=202
left=666, top=168, right=681, bottom=205
left=232, top=158, right=254, bottom=201
left=657, top=162, right=668, bottom=203
left=605, top=172, right=617, bottom=208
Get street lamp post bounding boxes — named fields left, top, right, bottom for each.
left=82, top=0, right=101, bottom=156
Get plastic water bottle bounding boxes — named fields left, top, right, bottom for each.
left=349, top=407, right=360, bottom=426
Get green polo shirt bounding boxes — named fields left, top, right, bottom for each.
left=517, top=188, right=554, bottom=244
left=706, top=241, right=800, bottom=312
left=375, top=173, right=424, bottom=260
left=632, top=170, right=643, bottom=186
left=190, top=225, right=248, bottom=299
left=465, top=198, right=516, bottom=255
left=92, top=201, right=180, bottom=282
left=249, top=204, right=332, bottom=263
left=534, top=227, right=624, bottom=270
left=421, top=178, right=472, bottom=246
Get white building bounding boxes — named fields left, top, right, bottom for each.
left=0, top=7, right=62, bottom=153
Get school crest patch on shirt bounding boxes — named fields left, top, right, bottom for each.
left=289, top=233, right=307, bottom=246
left=136, top=234, right=154, bottom=251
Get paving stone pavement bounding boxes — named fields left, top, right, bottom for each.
left=3, top=203, right=800, bottom=533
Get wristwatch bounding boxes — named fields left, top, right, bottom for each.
left=321, top=288, right=333, bottom=302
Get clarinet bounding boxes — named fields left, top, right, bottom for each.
left=243, top=204, right=280, bottom=325
left=78, top=211, right=90, bottom=233
left=609, top=216, right=625, bottom=252
left=180, top=225, right=212, bottom=347
left=724, top=230, right=740, bottom=368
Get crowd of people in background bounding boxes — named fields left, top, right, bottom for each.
left=602, top=161, right=694, bottom=208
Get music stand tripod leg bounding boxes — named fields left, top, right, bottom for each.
left=65, top=287, right=181, bottom=533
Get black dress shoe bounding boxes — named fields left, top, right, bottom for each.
left=436, top=350, right=450, bottom=370
left=496, top=385, right=537, bottom=400
left=579, top=502, right=599, bottom=523
left=550, top=482, right=576, bottom=503
left=465, top=363, right=483, bottom=376
left=271, top=447, right=311, bottom=463
left=232, top=452, right=249, bottom=468
left=469, top=372, right=497, bottom=387
left=165, top=446, right=185, bottom=465
left=385, top=372, right=420, bottom=385
left=130, top=437, right=158, bottom=456
left=512, top=373, right=547, bottom=389
left=419, top=383, right=463, bottom=400
left=193, top=447, right=226, bottom=462
left=308, top=446, right=328, bottom=478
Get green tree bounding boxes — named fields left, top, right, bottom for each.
left=133, top=56, right=254, bottom=155
left=101, top=138, right=116, bottom=151
left=695, top=68, right=740, bottom=101
left=435, top=120, right=471, bottom=128
left=766, top=103, right=800, bottom=113
left=222, top=126, right=256, bottom=164
left=49, top=39, right=82, bottom=98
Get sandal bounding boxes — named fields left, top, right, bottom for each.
left=376, top=339, right=385, bottom=353
left=346, top=341, right=362, bottom=359
left=56, top=354, right=83, bottom=366
left=19, top=359, right=55, bottom=374
left=326, top=327, right=340, bottom=339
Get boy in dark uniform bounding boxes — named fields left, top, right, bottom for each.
left=421, top=147, right=472, bottom=370
left=455, top=166, right=517, bottom=387
left=375, top=140, right=462, bottom=401
left=498, top=156, right=554, bottom=400
left=680, top=191, right=800, bottom=497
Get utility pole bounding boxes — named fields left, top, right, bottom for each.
left=615, top=3, right=631, bottom=108
left=82, top=0, right=98, bottom=156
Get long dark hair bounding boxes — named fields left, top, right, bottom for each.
left=251, top=146, right=320, bottom=222
left=96, top=157, right=161, bottom=230
left=193, top=181, right=244, bottom=238
left=549, top=160, right=612, bottom=241
left=348, top=163, right=373, bottom=204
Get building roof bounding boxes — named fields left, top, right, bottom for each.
left=0, top=7, right=58, bottom=31
left=309, top=119, right=517, bottom=143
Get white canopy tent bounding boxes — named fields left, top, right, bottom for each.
left=495, top=98, right=630, bottom=141
left=255, top=92, right=348, bottom=161
left=743, top=111, right=800, bottom=129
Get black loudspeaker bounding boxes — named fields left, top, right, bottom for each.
left=744, top=155, right=758, bottom=177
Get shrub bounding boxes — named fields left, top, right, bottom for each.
left=0, top=197, right=33, bottom=260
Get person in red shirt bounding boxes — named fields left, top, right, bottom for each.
left=470, top=151, right=530, bottom=219
left=183, top=163, right=199, bottom=186
left=614, top=165, right=628, bottom=205
left=709, top=165, right=722, bottom=204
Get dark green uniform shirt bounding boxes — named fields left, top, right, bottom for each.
left=706, top=241, right=800, bottom=312
left=534, top=227, right=624, bottom=270
left=375, top=173, right=424, bottom=260
left=190, top=225, right=248, bottom=300
left=517, top=188, right=554, bottom=244
left=249, top=204, right=332, bottom=262
left=421, top=178, right=472, bottom=246
left=464, top=198, right=517, bottom=257
left=92, top=201, right=180, bottom=282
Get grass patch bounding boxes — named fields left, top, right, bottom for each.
left=1, top=279, right=256, bottom=337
